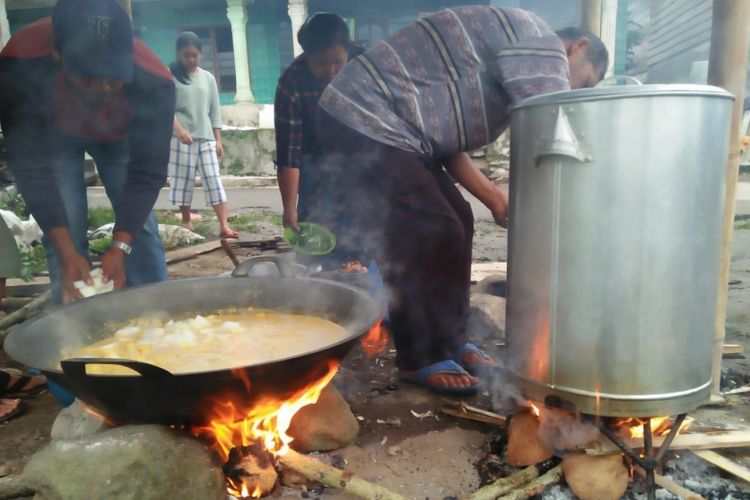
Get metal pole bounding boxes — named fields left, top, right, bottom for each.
left=708, top=0, right=750, bottom=396
left=581, top=0, right=602, bottom=36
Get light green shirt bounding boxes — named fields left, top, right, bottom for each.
left=174, top=67, right=223, bottom=140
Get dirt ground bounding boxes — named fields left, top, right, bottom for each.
left=2, top=205, right=750, bottom=498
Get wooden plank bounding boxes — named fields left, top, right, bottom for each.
left=723, top=344, right=745, bottom=356
left=693, top=450, right=750, bottom=484
left=470, top=262, right=507, bottom=283
left=5, top=277, right=50, bottom=297
left=635, top=467, right=705, bottom=500
left=584, top=431, right=750, bottom=455
left=164, top=240, right=223, bottom=265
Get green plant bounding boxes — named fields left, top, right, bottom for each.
left=192, top=222, right=213, bottom=239
left=154, top=210, right=182, bottom=225
left=88, top=206, right=115, bottom=229
left=736, top=219, right=750, bottom=230
left=227, top=161, right=245, bottom=175
left=18, top=244, right=48, bottom=282
left=0, top=191, right=29, bottom=218
left=89, top=235, right=113, bottom=255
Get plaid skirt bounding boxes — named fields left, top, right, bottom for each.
left=168, top=137, right=227, bottom=206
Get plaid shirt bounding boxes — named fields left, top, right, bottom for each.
left=274, top=56, right=326, bottom=169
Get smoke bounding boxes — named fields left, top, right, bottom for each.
left=536, top=407, right=601, bottom=454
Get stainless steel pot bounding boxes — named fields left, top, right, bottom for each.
left=506, top=85, right=733, bottom=417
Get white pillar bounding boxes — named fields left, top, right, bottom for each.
left=288, top=0, right=308, bottom=58
left=226, top=0, right=254, bottom=104
left=0, top=0, right=11, bottom=49
left=600, top=0, right=618, bottom=77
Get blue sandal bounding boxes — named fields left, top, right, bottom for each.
left=453, top=342, right=494, bottom=375
left=400, top=359, right=480, bottom=395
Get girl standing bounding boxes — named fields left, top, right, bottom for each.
left=169, top=32, right=237, bottom=239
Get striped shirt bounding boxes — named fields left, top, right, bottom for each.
left=318, top=6, right=570, bottom=158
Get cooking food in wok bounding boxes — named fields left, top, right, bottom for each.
left=68, top=309, right=349, bottom=375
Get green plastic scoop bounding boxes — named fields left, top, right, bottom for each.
left=283, top=222, right=336, bottom=256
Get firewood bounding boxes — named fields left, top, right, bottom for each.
left=693, top=450, right=750, bottom=483
left=467, top=465, right=538, bottom=500
left=0, top=290, right=51, bottom=339
left=723, top=344, right=745, bottom=356
left=224, top=443, right=278, bottom=496
left=634, top=467, right=705, bottom=500
left=562, top=454, right=628, bottom=500
left=278, top=448, right=406, bottom=500
left=496, top=464, right=562, bottom=500
left=506, top=411, right=553, bottom=467
left=441, top=401, right=506, bottom=427
left=0, top=475, right=34, bottom=500
left=583, top=430, right=750, bottom=455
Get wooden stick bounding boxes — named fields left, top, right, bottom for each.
left=635, top=467, right=705, bottom=500
left=164, top=240, right=223, bottom=265
left=723, top=344, right=744, bottom=356
left=441, top=401, right=506, bottom=427
left=467, top=466, right=538, bottom=500
left=584, top=430, right=750, bottom=455
left=0, top=289, right=50, bottom=334
left=693, top=450, right=750, bottom=483
left=496, top=464, right=562, bottom=500
left=0, top=475, right=34, bottom=500
left=708, top=0, right=750, bottom=396
left=279, top=449, right=407, bottom=500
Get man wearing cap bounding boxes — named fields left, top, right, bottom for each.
left=0, top=0, right=175, bottom=303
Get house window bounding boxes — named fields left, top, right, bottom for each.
left=180, top=26, right=237, bottom=94
left=354, top=17, right=388, bottom=45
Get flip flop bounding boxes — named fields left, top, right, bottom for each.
left=0, top=398, right=26, bottom=423
left=453, top=342, right=495, bottom=376
left=0, top=368, right=47, bottom=398
left=400, top=359, right=480, bottom=395
left=220, top=230, right=239, bottom=239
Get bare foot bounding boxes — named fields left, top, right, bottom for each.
left=180, top=223, right=194, bottom=231
left=400, top=370, right=479, bottom=389
left=461, top=351, right=494, bottom=367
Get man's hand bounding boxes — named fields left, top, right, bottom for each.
left=177, top=127, right=193, bottom=145
left=60, top=252, right=92, bottom=304
left=100, top=247, right=127, bottom=290
left=282, top=208, right=299, bottom=231
left=490, top=191, right=509, bottom=228
left=215, top=140, right=224, bottom=159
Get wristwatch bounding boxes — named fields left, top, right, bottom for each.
left=110, top=240, right=133, bottom=255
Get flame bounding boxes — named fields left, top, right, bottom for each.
left=529, top=402, right=541, bottom=417
left=192, top=360, right=339, bottom=498
left=360, top=321, right=388, bottom=357
left=620, top=416, right=692, bottom=439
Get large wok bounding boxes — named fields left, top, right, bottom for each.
left=3, top=257, right=382, bottom=425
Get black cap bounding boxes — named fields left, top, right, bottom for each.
left=52, top=0, right=134, bottom=82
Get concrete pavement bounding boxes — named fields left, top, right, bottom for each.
left=87, top=181, right=750, bottom=221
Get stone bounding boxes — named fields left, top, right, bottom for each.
left=562, top=453, right=629, bottom=500
left=50, top=400, right=113, bottom=441
left=468, top=293, right=506, bottom=342
left=287, top=384, right=359, bottom=452
left=23, top=425, right=226, bottom=500
left=506, top=410, right=553, bottom=467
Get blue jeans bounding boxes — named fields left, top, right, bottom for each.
left=43, top=138, right=167, bottom=303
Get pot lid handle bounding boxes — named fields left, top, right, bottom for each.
left=534, top=106, right=587, bottom=166
left=231, top=255, right=297, bottom=278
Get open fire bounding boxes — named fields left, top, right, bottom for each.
left=190, top=322, right=388, bottom=498
left=191, top=359, right=338, bottom=497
